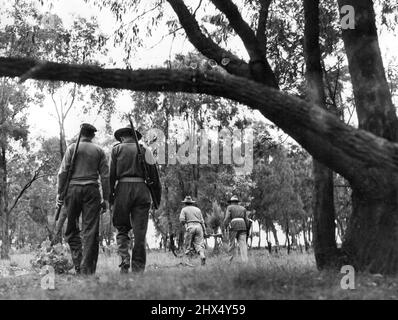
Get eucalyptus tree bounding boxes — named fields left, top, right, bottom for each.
left=1, top=0, right=398, bottom=273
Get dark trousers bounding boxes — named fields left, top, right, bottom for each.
left=112, top=182, right=151, bottom=272
left=64, top=184, right=101, bottom=275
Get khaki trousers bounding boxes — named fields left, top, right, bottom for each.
left=228, top=230, right=248, bottom=262
left=184, top=223, right=205, bottom=259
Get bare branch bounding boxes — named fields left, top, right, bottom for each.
left=166, top=0, right=252, bottom=79
left=8, top=169, right=41, bottom=215
left=193, top=0, right=203, bottom=17
left=256, top=0, right=272, bottom=53
left=209, top=0, right=278, bottom=87
left=50, top=87, right=62, bottom=125
left=64, top=83, right=77, bottom=118
left=148, top=26, right=183, bottom=50
left=125, top=1, right=163, bottom=27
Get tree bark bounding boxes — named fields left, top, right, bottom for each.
left=0, top=145, right=10, bottom=259
left=286, top=221, right=291, bottom=254
left=338, top=0, right=398, bottom=141
left=270, top=222, right=279, bottom=246
left=258, top=221, right=262, bottom=248
left=302, top=218, right=309, bottom=251
left=312, top=161, right=339, bottom=267
left=304, top=0, right=338, bottom=269
left=336, top=0, right=398, bottom=273
left=340, top=183, right=398, bottom=273
left=59, top=124, right=66, bottom=159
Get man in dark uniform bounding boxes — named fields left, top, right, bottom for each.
left=57, top=123, right=110, bottom=275
left=223, top=195, right=249, bottom=262
left=109, top=124, right=161, bottom=274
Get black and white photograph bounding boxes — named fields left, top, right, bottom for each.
left=0, top=0, right=398, bottom=306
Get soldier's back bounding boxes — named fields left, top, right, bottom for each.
left=227, top=204, right=247, bottom=230
left=70, top=141, right=105, bottom=180
left=182, top=205, right=203, bottom=223
left=112, top=142, right=145, bottom=178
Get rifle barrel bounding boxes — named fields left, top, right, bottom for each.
left=128, top=115, right=159, bottom=209
left=55, top=127, right=83, bottom=221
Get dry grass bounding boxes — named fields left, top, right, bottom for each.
left=1, top=249, right=398, bottom=300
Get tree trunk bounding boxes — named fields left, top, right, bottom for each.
left=270, top=223, right=279, bottom=246
left=59, top=126, right=66, bottom=160
left=286, top=222, right=291, bottom=255
left=213, top=234, right=220, bottom=254
left=304, top=0, right=338, bottom=269
left=0, top=145, right=10, bottom=259
left=265, top=228, right=272, bottom=253
left=336, top=0, right=398, bottom=273
left=302, top=219, right=309, bottom=252
left=341, top=180, right=398, bottom=274
left=307, top=218, right=312, bottom=244
left=312, top=161, right=338, bottom=267
left=336, top=218, right=345, bottom=241
left=192, top=164, right=199, bottom=198
left=338, top=0, right=398, bottom=142
left=258, top=221, right=261, bottom=248
left=178, top=229, right=184, bottom=250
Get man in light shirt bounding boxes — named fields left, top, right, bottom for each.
left=57, top=123, right=110, bottom=275
left=179, top=196, right=207, bottom=266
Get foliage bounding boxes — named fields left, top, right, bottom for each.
left=30, top=240, right=73, bottom=274
left=205, top=200, right=224, bottom=233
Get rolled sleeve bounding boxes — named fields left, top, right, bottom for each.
left=179, top=209, right=186, bottom=224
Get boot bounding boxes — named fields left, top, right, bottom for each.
left=75, top=266, right=81, bottom=275
left=120, top=266, right=129, bottom=274
left=119, top=261, right=130, bottom=274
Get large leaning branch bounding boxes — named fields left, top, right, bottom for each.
left=1, top=56, right=397, bottom=184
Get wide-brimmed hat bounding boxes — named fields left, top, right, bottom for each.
left=114, top=124, right=142, bottom=142
left=228, top=195, right=239, bottom=203
left=182, top=196, right=196, bottom=204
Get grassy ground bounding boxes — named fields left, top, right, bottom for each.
left=1, top=249, right=398, bottom=299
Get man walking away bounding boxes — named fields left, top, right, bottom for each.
left=57, top=123, right=110, bottom=275
left=110, top=124, right=161, bottom=274
left=179, top=196, right=207, bottom=266
left=223, top=195, right=249, bottom=263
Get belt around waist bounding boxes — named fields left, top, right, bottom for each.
left=231, top=218, right=245, bottom=222
left=186, top=221, right=201, bottom=224
left=118, top=177, right=145, bottom=183
left=70, top=180, right=98, bottom=185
